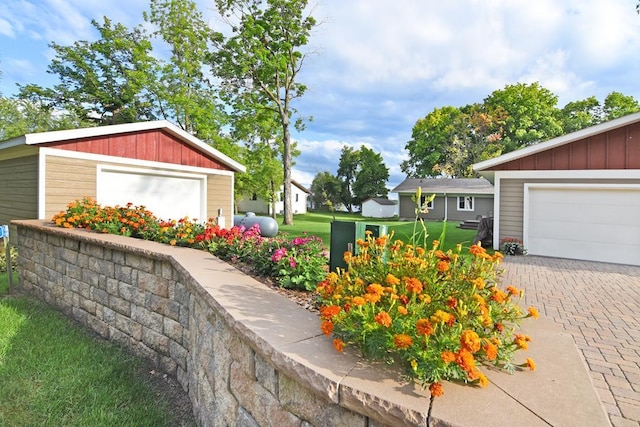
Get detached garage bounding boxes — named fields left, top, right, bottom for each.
left=474, top=112, right=640, bottom=267
left=0, top=120, right=245, bottom=236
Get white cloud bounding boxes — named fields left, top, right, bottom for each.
left=0, top=18, right=15, bottom=37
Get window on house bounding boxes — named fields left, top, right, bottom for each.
left=251, top=193, right=258, bottom=201
left=280, top=193, right=284, bottom=202
left=420, top=195, right=434, bottom=209
left=457, top=196, right=474, bottom=211
left=295, top=193, right=299, bottom=202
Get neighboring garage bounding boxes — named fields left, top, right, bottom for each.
left=474, top=112, right=640, bottom=266
left=0, top=120, right=245, bottom=237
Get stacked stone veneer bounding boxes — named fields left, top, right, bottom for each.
left=13, top=221, right=431, bottom=427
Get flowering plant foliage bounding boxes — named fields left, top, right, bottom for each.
left=500, top=237, right=527, bottom=256
left=197, top=226, right=327, bottom=291
left=317, top=232, right=538, bottom=397
left=52, top=198, right=328, bottom=291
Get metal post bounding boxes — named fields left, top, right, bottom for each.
left=1, top=225, right=11, bottom=290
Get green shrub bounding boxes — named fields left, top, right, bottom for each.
left=0, top=246, right=17, bottom=273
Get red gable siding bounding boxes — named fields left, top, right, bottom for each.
left=492, top=122, right=640, bottom=171
left=41, top=129, right=230, bottom=170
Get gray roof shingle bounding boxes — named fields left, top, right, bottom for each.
left=391, top=177, right=494, bottom=195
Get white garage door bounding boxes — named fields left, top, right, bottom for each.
left=97, top=166, right=206, bottom=221
left=524, top=184, right=640, bottom=266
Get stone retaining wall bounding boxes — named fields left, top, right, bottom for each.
left=13, top=221, right=430, bottom=427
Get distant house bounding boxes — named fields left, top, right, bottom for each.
left=391, top=178, right=494, bottom=221
left=237, top=180, right=311, bottom=215
left=361, top=198, right=398, bottom=218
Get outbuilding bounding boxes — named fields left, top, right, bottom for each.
left=361, top=198, right=398, bottom=218
left=0, top=120, right=245, bottom=237
left=473, top=112, right=640, bottom=266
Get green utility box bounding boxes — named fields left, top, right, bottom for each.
left=329, top=221, right=388, bottom=272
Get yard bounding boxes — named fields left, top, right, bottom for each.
left=277, top=211, right=479, bottom=252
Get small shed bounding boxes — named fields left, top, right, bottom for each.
left=237, top=179, right=311, bottom=215
left=0, top=120, right=245, bottom=236
left=391, top=178, right=494, bottom=221
left=474, top=112, right=640, bottom=266
left=361, top=198, right=398, bottom=218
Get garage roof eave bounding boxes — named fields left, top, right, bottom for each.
left=12, top=120, right=246, bottom=173
left=473, top=111, right=640, bottom=172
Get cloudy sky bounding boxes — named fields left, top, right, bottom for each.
left=1, top=0, right=640, bottom=191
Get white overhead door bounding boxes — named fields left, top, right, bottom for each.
left=524, top=184, right=640, bottom=266
left=97, top=166, right=206, bottom=221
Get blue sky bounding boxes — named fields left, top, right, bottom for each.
left=2, top=0, right=640, bottom=191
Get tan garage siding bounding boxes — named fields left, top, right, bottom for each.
left=44, top=155, right=97, bottom=219
left=498, top=177, right=640, bottom=241
left=207, top=174, right=233, bottom=221
left=0, top=155, right=39, bottom=229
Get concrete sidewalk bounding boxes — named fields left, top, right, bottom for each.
left=500, top=256, right=640, bottom=427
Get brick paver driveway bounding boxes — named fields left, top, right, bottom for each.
left=501, top=256, right=640, bottom=427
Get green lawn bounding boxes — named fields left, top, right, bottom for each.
left=0, top=272, right=194, bottom=427
left=277, top=211, right=478, bottom=252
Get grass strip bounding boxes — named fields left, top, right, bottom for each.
left=0, top=293, right=193, bottom=427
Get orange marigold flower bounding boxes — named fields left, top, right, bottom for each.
left=320, top=305, right=341, bottom=320
left=321, top=320, right=334, bottom=336
left=333, top=338, right=345, bottom=352
left=393, top=334, right=413, bottom=349
left=471, top=277, right=485, bottom=289
left=477, top=372, right=489, bottom=388
left=364, top=293, right=381, bottom=304
left=525, top=358, right=536, bottom=371
left=506, top=285, right=520, bottom=296
left=404, top=277, right=423, bottom=294
left=326, top=272, right=339, bottom=285
left=366, top=283, right=385, bottom=296
left=429, top=382, right=444, bottom=397
left=385, top=274, right=400, bottom=286
left=375, top=236, right=388, bottom=246
left=352, top=296, right=366, bottom=306
left=469, top=244, right=485, bottom=255
left=528, top=306, right=539, bottom=319
left=460, top=330, right=481, bottom=353
left=457, top=349, right=476, bottom=375
left=514, top=334, right=530, bottom=350
left=446, top=297, right=457, bottom=309
left=437, top=260, right=450, bottom=272
left=399, top=295, right=409, bottom=305
left=482, top=342, right=498, bottom=361
left=494, top=323, right=504, bottom=332
left=415, top=247, right=426, bottom=256
left=374, top=311, right=392, bottom=328
left=431, top=310, right=452, bottom=324
left=490, top=288, right=508, bottom=304
left=397, top=306, right=408, bottom=315
left=419, top=293, right=432, bottom=303
left=343, top=251, right=353, bottom=263
left=434, top=250, right=450, bottom=260
left=441, top=351, right=457, bottom=363
left=416, top=319, right=434, bottom=336
left=356, top=238, right=365, bottom=246
left=492, top=252, right=504, bottom=263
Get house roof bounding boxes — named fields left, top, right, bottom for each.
left=292, top=180, right=311, bottom=194
left=0, top=120, right=246, bottom=173
left=473, top=112, right=640, bottom=175
left=363, top=198, right=397, bottom=206
left=391, top=177, right=494, bottom=195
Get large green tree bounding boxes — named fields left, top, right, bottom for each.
left=352, top=146, right=389, bottom=206
left=602, top=91, right=640, bottom=121
left=309, top=171, right=342, bottom=212
left=19, top=18, right=157, bottom=125
left=212, top=0, right=316, bottom=225
left=0, top=97, right=90, bottom=141
left=337, top=146, right=389, bottom=212
left=483, top=82, right=564, bottom=150
left=144, top=0, right=230, bottom=150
